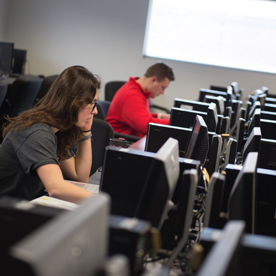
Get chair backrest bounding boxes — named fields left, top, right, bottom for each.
left=35, top=74, right=59, bottom=103
left=104, top=81, right=126, bottom=101
left=95, top=100, right=111, bottom=120
left=5, top=75, right=43, bottom=117
left=90, top=118, right=114, bottom=175
left=0, top=83, right=8, bottom=111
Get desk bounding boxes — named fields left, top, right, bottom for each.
left=0, top=77, right=16, bottom=85
left=128, top=136, right=146, bottom=151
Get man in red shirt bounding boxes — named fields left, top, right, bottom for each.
left=105, top=62, right=175, bottom=137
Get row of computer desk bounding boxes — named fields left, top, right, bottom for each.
left=2, top=84, right=276, bottom=276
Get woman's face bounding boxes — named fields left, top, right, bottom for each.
left=75, top=89, right=98, bottom=128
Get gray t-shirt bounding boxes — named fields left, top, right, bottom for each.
left=0, top=123, right=59, bottom=200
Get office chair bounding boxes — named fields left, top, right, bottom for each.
left=95, top=100, right=140, bottom=143
left=70, top=118, right=114, bottom=177
left=90, top=118, right=114, bottom=175
left=105, top=80, right=170, bottom=114
left=0, top=83, right=8, bottom=112
left=35, top=74, right=59, bottom=104
left=105, top=81, right=126, bottom=102
left=94, top=100, right=111, bottom=120
left=2, top=75, right=42, bottom=117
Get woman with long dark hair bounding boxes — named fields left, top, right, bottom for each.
left=0, top=65, right=100, bottom=203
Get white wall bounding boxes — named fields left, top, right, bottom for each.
left=0, top=0, right=8, bottom=38
left=3, top=0, right=276, bottom=108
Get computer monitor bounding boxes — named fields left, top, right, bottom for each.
left=136, top=138, right=180, bottom=228
left=0, top=41, right=14, bottom=75
left=170, top=106, right=222, bottom=133
left=205, top=102, right=218, bottom=132
left=248, top=100, right=261, bottom=120
left=230, top=81, right=239, bottom=95
left=203, top=172, right=225, bottom=229
left=170, top=107, right=207, bottom=129
left=145, top=122, right=192, bottom=157
left=173, top=98, right=210, bottom=112
left=11, top=193, right=110, bottom=276
left=100, top=146, right=156, bottom=217
left=209, top=85, right=228, bottom=92
left=236, top=118, right=245, bottom=154
left=244, top=100, right=252, bottom=122
left=261, top=110, right=276, bottom=121
left=265, top=96, right=276, bottom=104
left=12, top=48, right=27, bottom=74
left=228, top=151, right=258, bottom=233
left=255, top=167, right=276, bottom=237
left=242, top=127, right=261, bottom=163
left=0, top=196, right=64, bottom=276
left=204, top=95, right=225, bottom=115
left=239, top=107, right=246, bottom=121
left=247, top=108, right=261, bottom=136
left=264, top=102, right=276, bottom=112
left=198, top=88, right=232, bottom=107
left=205, top=134, right=222, bottom=177
left=163, top=169, right=197, bottom=268
left=240, top=233, right=276, bottom=276
left=229, top=99, right=242, bottom=130
left=260, top=118, right=276, bottom=140
left=220, top=116, right=230, bottom=135
left=185, top=115, right=209, bottom=166
left=220, top=164, right=242, bottom=215
left=258, top=138, right=276, bottom=170
left=224, top=138, right=237, bottom=167
left=171, top=157, right=200, bottom=204
left=197, top=221, right=245, bottom=276
left=199, top=224, right=276, bottom=276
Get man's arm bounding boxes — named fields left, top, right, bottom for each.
left=37, top=164, right=93, bottom=204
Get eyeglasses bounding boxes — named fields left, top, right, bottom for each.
left=91, top=101, right=97, bottom=112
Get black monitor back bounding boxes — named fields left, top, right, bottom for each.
left=198, top=88, right=230, bottom=103
left=261, top=110, right=276, bottom=121
left=242, top=127, right=261, bottom=163
left=228, top=152, right=258, bottom=234
left=236, top=118, right=245, bottom=154
left=255, top=167, right=276, bottom=237
left=145, top=122, right=192, bottom=157
left=0, top=196, right=64, bottom=275
left=185, top=115, right=209, bottom=166
left=247, top=108, right=261, bottom=136
left=240, top=233, right=276, bottom=276
left=197, top=221, right=245, bottom=276
left=204, top=95, right=225, bottom=115
left=200, top=227, right=276, bottom=276
left=170, top=107, right=207, bottom=129
left=0, top=41, right=14, bottom=74
left=203, top=172, right=225, bottom=229
left=170, top=106, right=221, bottom=133
left=259, top=138, right=276, bottom=170
left=135, top=158, right=170, bottom=228
left=224, top=138, right=238, bottom=167
left=163, top=169, right=198, bottom=268
left=260, top=119, right=276, bottom=140
left=264, top=102, right=276, bottom=112
left=12, top=49, right=27, bottom=74
left=221, top=164, right=242, bottom=214
left=205, top=134, right=222, bottom=177
left=100, top=146, right=155, bottom=217
left=173, top=98, right=210, bottom=112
